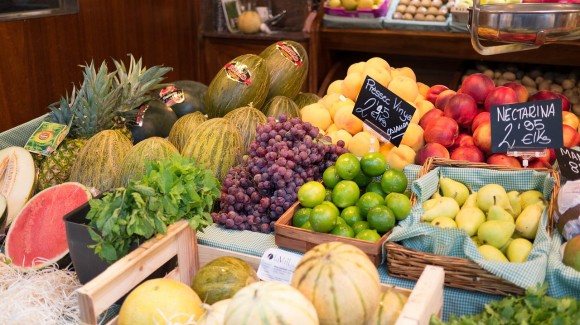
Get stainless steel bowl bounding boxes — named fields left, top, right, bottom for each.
left=468, top=1, right=580, bottom=54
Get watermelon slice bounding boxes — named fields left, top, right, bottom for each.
left=5, top=182, right=92, bottom=270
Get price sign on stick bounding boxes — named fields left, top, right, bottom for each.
left=352, top=76, right=416, bottom=147
left=490, top=98, right=563, bottom=153
left=556, top=147, right=580, bottom=181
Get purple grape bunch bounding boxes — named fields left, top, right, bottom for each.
left=211, top=115, right=348, bottom=233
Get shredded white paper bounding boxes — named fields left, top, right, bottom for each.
left=0, top=255, right=81, bottom=325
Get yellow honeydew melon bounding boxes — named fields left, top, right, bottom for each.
left=0, top=146, right=36, bottom=226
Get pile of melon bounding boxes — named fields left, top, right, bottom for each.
left=117, top=242, right=409, bottom=325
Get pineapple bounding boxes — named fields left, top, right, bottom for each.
left=36, top=55, right=171, bottom=191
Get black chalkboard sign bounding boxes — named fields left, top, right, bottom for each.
left=556, top=147, right=580, bottom=181
left=490, top=98, right=563, bottom=153
left=352, top=76, right=416, bottom=147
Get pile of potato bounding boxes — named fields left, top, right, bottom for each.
left=462, top=63, right=580, bottom=116
left=392, top=0, right=455, bottom=22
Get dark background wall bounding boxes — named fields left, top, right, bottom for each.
left=0, top=0, right=200, bottom=132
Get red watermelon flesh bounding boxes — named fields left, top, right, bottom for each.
left=5, top=182, right=92, bottom=270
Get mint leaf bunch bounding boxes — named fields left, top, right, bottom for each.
left=86, top=155, right=221, bottom=263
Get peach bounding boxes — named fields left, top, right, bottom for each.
left=334, top=106, right=364, bottom=135
left=451, top=145, right=485, bottom=163
left=329, top=96, right=355, bottom=120
left=473, top=121, right=492, bottom=155
left=416, top=143, right=450, bottom=165
left=365, top=57, right=390, bottom=70
left=415, top=99, right=435, bottom=119
left=434, top=89, right=457, bottom=110
left=563, top=124, right=580, bottom=148
left=401, top=123, right=425, bottom=152
left=341, top=71, right=365, bottom=101
left=417, top=82, right=431, bottom=98
left=318, top=93, right=341, bottom=110
left=347, top=131, right=380, bottom=157
left=363, top=64, right=392, bottom=89
left=425, top=85, right=450, bottom=105
left=503, top=82, right=529, bottom=103
left=487, top=154, right=522, bottom=168
left=301, top=103, right=332, bottom=131
left=327, top=79, right=343, bottom=95
left=347, top=61, right=366, bottom=75
left=460, top=73, right=495, bottom=104
left=388, top=75, right=419, bottom=103
left=449, top=133, right=475, bottom=151
left=484, top=86, right=518, bottom=112
left=424, top=116, right=459, bottom=148
left=419, top=108, right=443, bottom=130
left=444, top=93, right=479, bottom=129
left=326, top=123, right=339, bottom=134
left=395, top=67, right=416, bottom=81
left=563, top=111, right=579, bottom=129
left=328, top=129, right=353, bottom=147
left=471, top=111, right=491, bottom=133
left=379, top=141, right=395, bottom=159
left=386, top=144, right=417, bottom=171
left=558, top=93, right=571, bottom=112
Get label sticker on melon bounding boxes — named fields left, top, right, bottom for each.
left=224, top=61, right=252, bottom=85
left=159, top=86, right=185, bottom=106
left=275, top=42, right=303, bottom=67
left=257, top=248, right=302, bottom=284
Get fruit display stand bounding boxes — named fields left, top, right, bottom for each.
left=386, top=157, right=560, bottom=296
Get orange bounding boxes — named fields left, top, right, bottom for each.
left=301, top=103, right=332, bottom=131
left=341, top=206, right=363, bottom=227
left=309, top=203, right=338, bottom=233
left=322, top=166, right=342, bottom=189
left=380, top=169, right=408, bottom=194
left=367, top=205, right=396, bottom=234
left=352, top=220, right=370, bottom=235
left=335, top=153, right=361, bottom=180
left=360, top=152, right=388, bottom=177
left=292, top=207, right=312, bottom=227
left=385, top=192, right=412, bottom=221
left=356, top=192, right=385, bottom=218
left=330, top=223, right=355, bottom=238
left=355, top=229, right=382, bottom=242
left=331, top=180, right=361, bottom=208
left=297, top=181, right=326, bottom=208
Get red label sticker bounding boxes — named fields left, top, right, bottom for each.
left=276, top=42, right=302, bottom=67
left=135, top=104, right=149, bottom=127
left=224, top=62, right=252, bottom=85
left=159, top=86, right=185, bottom=106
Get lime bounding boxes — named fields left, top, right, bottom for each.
left=335, top=153, right=361, bottom=180
left=365, top=181, right=386, bottom=197
left=341, top=206, right=363, bottom=227
left=360, top=152, right=388, bottom=177
left=325, top=189, right=333, bottom=202
left=385, top=192, right=412, bottom=221
left=292, top=207, right=312, bottom=227
left=352, top=220, right=370, bottom=235
left=322, top=166, right=342, bottom=189
left=356, top=192, right=385, bottom=219
left=330, top=224, right=355, bottom=238
left=298, top=181, right=326, bottom=208
left=367, top=205, right=396, bottom=234
left=380, top=169, right=408, bottom=194
left=321, top=200, right=340, bottom=217
left=353, top=170, right=372, bottom=188
left=300, top=221, right=313, bottom=231
left=355, top=229, right=382, bottom=242
left=331, top=180, right=361, bottom=208
left=309, top=203, right=338, bottom=233
left=336, top=216, right=348, bottom=226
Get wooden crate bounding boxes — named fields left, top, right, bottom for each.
left=75, top=220, right=197, bottom=325
left=274, top=201, right=389, bottom=266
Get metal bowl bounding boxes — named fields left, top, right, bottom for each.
left=468, top=1, right=580, bottom=54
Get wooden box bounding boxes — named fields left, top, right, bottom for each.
left=274, top=201, right=389, bottom=266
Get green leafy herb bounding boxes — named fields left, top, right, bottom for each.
left=86, top=155, right=221, bottom=263
left=430, top=283, right=580, bottom=325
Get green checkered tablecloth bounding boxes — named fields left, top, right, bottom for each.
left=0, top=114, right=47, bottom=150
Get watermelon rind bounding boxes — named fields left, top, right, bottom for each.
left=4, top=182, right=92, bottom=270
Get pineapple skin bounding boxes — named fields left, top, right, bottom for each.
left=36, top=138, right=86, bottom=192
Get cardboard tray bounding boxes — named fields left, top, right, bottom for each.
left=382, top=0, right=452, bottom=31
left=274, top=201, right=389, bottom=266
left=324, top=0, right=390, bottom=18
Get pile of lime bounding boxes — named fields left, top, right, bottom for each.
left=295, top=152, right=412, bottom=242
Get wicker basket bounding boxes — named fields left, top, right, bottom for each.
left=386, top=157, right=560, bottom=296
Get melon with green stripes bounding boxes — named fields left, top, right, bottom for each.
left=168, top=111, right=207, bottom=153
left=224, top=281, right=319, bottom=325
left=223, top=105, right=267, bottom=152
left=291, top=241, right=381, bottom=325
left=367, top=287, right=409, bottom=325
left=181, top=118, right=243, bottom=182
left=262, top=95, right=301, bottom=120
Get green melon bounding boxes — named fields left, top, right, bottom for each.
left=114, top=137, right=179, bottom=187
left=168, top=111, right=207, bottom=153
left=294, top=92, right=321, bottom=109
left=69, top=129, right=133, bottom=193
left=205, top=54, right=270, bottom=118
left=262, top=95, right=301, bottom=119
left=191, top=256, right=259, bottom=305
left=181, top=118, right=243, bottom=182
left=260, top=40, right=309, bottom=102
left=224, top=105, right=267, bottom=152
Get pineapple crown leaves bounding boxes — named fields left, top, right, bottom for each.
left=112, top=54, right=173, bottom=122
left=46, top=86, right=80, bottom=126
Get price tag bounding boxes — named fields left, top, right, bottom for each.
left=352, top=76, right=416, bottom=147
left=256, top=248, right=302, bottom=284
left=555, top=147, right=580, bottom=181
left=490, top=98, right=563, bottom=153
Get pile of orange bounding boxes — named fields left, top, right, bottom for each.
left=294, top=152, right=412, bottom=242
